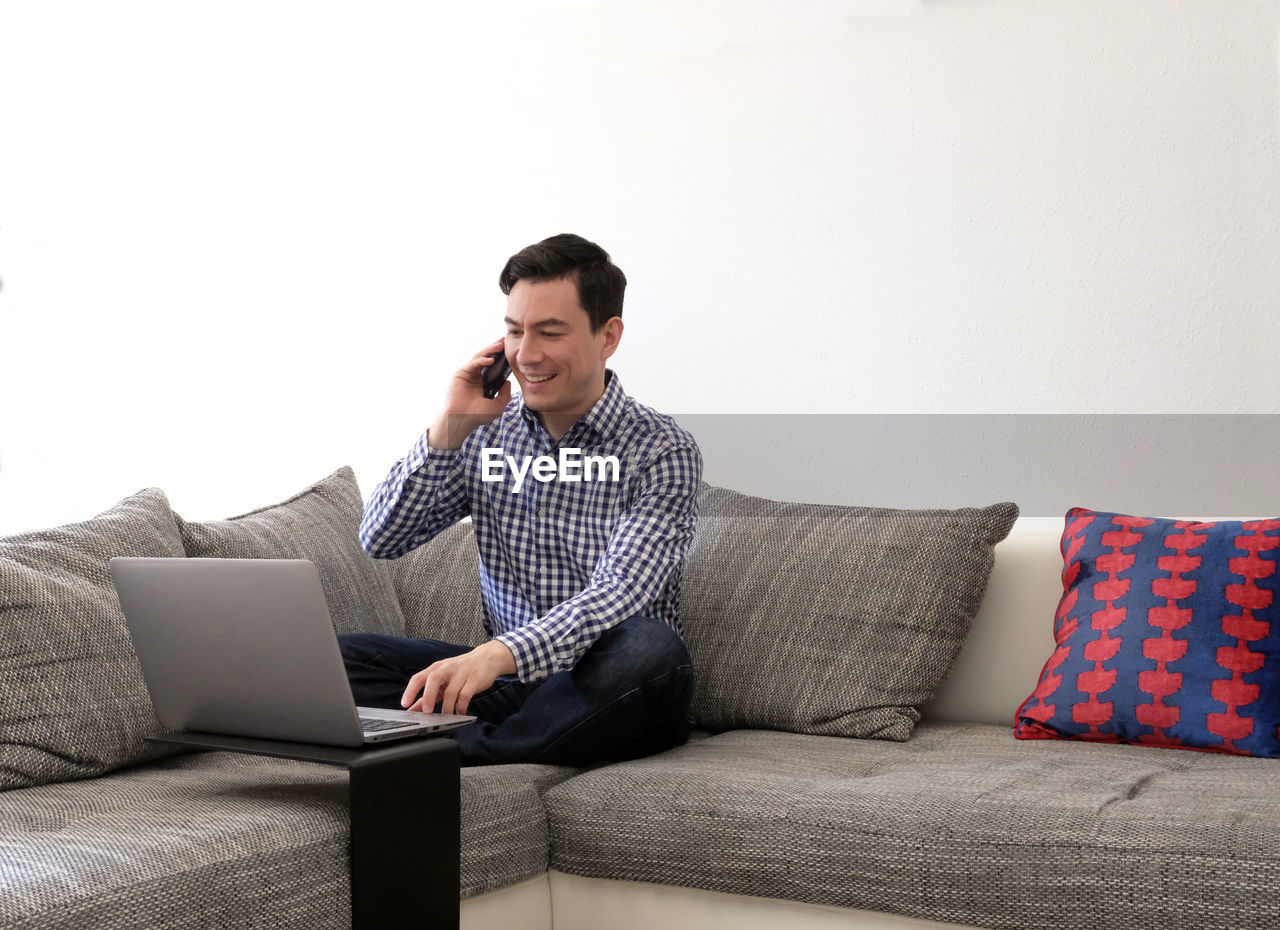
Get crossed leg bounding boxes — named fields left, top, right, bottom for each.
left=339, top=616, right=694, bottom=766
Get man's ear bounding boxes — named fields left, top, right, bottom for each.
left=600, top=317, right=624, bottom=360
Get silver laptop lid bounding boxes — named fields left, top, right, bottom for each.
left=109, top=557, right=470, bottom=747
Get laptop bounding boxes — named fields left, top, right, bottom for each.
left=109, top=557, right=475, bottom=747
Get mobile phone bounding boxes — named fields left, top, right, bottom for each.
left=481, top=350, right=512, bottom=399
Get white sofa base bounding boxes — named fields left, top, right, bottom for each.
left=461, top=871, right=979, bottom=930
left=461, top=874, right=554, bottom=930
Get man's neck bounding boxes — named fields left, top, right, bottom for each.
left=533, top=377, right=607, bottom=444
left=537, top=413, right=576, bottom=445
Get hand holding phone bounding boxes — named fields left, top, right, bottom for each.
left=481, top=349, right=512, bottom=399
left=428, top=340, right=509, bottom=451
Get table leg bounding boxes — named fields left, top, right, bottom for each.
left=347, top=739, right=461, bottom=929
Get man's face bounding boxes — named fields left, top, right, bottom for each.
left=504, top=276, right=622, bottom=422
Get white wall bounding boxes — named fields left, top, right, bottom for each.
left=1, top=0, right=1277, bottom=533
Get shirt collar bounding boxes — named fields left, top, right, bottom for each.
left=517, top=369, right=627, bottom=444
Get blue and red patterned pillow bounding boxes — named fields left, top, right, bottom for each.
left=1015, top=507, right=1280, bottom=757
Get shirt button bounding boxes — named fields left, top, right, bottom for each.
left=537, top=508, right=546, bottom=517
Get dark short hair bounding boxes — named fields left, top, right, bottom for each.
left=498, top=233, right=626, bottom=332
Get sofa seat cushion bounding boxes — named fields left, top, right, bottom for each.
left=543, top=722, right=1280, bottom=930
left=459, top=760, right=583, bottom=898
left=0, top=751, right=351, bottom=930
left=0, top=750, right=579, bottom=929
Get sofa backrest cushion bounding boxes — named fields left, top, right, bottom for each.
left=388, top=521, right=488, bottom=646
left=680, top=483, right=1018, bottom=739
left=0, top=488, right=186, bottom=790
left=175, top=466, right=406, bottom=637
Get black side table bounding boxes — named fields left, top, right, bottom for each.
left=148, top=731, right=460, bottom=930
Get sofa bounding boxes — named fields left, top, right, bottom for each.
left=2, top=465, right=1277, bottom=930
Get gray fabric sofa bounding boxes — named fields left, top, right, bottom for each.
left=2, top=466, right=1276, bottom=930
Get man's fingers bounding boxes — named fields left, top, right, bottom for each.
left=454, top=685, right=475, bottom=717
left=439, top=676, right=462, bottom=716
left=403, top=664, right=446, bottom=710
left=420, top=668, right=447, bottom=713
left=400, top=669, right=427, bottom=708
left=468, top=338, right=505, bottom=373
left=402, top=651, right=495, bottom=717
left=441, top=675, right=478, bottom=716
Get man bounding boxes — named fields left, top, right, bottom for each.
left=341, top=233, right=703, bottom=766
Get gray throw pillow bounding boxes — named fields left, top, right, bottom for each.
left=388, top=521, right=488, bottom=646
left=175, top=466, right=406, bottom=637
left=0, top=488, right=186, bottom=790
left=681, top=484, right=1018, bottom=740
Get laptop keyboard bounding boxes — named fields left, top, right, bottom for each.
left=360, top=717, right=415, bottom=732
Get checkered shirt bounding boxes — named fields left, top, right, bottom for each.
left=360, top=371, right=703, bottom=682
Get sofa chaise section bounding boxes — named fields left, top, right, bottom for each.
left=542, top=721, right=1280, bottom=930
left=0, top=749, right=578, bottom=929
left=0, top=752, right=351, bottom=929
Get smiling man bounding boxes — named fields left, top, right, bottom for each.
left=340, top=233, right=704, bottom=766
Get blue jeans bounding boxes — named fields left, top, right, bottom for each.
left=338, top=616, right=694, bottom=766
